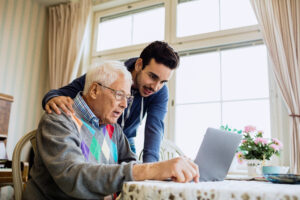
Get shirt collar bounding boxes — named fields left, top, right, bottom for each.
left=73, top=92, right=101, bottom=129
left=131, top=88, right=139, bottom=96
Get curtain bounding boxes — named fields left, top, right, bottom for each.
left=48, top=0, right=92, bottom=89
left=250, top=0, right=300, bottom=173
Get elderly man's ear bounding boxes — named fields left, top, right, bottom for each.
left=88, top=83, right=99, bottom=100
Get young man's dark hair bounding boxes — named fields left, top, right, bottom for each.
left=139, top=41, right=180, bottom=70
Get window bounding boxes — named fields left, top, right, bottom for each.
left=91, top=0, right=286, bottom=166
left=175, top=44, right=270, bottom=158
left=96, top=4, right=165, bottom=52
left=177, top=0, right=257, bottom=37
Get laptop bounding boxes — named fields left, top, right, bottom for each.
left=194, top=127, right=242, bottom=181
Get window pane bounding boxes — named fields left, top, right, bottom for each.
left=177, top=0, right=219, bottom=37
left=220, top=0, right=257, bottom=30
left=222, top=100, right=271, bottom=138
left=174, top=44, right=271, bottom=159
left=97, top=6, right=164, bottom=51
left=222, top=45, right=269, bottom=100
left=135, top=115, right=146, bottom=157
left=175, top=103, right=221, bottom=158
left=97, top=16, right=132, bottom=51
left=177, top=0, right=258, bottom=37
left=176, top=52, right=220, bottom=104
left=132, top=8, right=164, bottom=45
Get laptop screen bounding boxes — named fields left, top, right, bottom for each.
left=194, top=127, right=242, bottom=181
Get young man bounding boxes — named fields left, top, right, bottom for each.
left=42, top=41, right=179, bottom=163
left=24, top=61, right=198, bottom=200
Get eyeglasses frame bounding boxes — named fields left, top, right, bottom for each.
left=96, top=82, right=134, bottom=104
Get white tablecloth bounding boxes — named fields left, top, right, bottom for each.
left=120, top=180, right=300, bottom=200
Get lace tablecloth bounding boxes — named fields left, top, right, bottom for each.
left=120, top=180, right=300, bottom=200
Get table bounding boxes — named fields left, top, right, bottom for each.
left=0, top=160, right=29, bottom=186
left=120, top=180, right=300, bottom=200
left=0, top=93, right=13, bottom=159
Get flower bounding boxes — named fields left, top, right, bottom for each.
left=254, top=137, right=268, bottom=145
left=237, top=125, right=282, bottom=161
left=270, top=144, right=280, bottom=151
left=244, top=125, right=256, bottom=133
left=236, top=152, right=244, bottom=164
left=257, top=130, right=264, bottom=134
left=221, top=125, right=283, bottom=162
left=272, top=138, right=283, bottom=148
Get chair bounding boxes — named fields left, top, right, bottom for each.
left=139, top=139, right=185, bottom=161
left=12, top=130, right=36, bottom=200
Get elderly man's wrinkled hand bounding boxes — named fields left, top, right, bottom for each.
left=45, top=96, right=74, bottom=115
left=158, top=157, right=199, bottom=183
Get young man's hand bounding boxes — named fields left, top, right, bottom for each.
left=133, top=156, right=199, bottom=183
left=45, top=96, right=74, bottom=115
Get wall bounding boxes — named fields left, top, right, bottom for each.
left=0, top=0, right=49, bottom=158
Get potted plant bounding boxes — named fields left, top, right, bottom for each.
left=221, top=125, right=283, bottom=177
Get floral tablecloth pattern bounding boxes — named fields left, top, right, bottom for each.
left=121, top=180, right=300, bottom=200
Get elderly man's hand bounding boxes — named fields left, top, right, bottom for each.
left=156, top=157, right=199, bottom=183
left=133, top=157, right=199, bottom=183
left=45, top=96, right=74, bottom=115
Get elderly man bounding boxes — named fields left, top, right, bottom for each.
left=23, top=61, right=199, bottom=200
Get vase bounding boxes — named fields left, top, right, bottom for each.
left=246, top=159, right=263, bottom=177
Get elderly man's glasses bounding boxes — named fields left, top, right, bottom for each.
left=97, top=82, right=134, bottom=104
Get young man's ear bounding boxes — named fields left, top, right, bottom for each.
left=88, top=83, right=99, bottom=99
left=135, top=58, right=143, bottom=71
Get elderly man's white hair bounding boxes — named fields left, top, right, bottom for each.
left=83, top=61, right=132, bottom=95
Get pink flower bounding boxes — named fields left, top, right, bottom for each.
left=244, top=125, right=256, bottom=133
left=254, top=137, right=268, bottom=145
left=241, top=139, right=247, bottom=144
left=236, top=152, right=243, bottom=164
left=272, top=138, right=283, bottom=149
left=270, top=144, right=280, bottom=151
